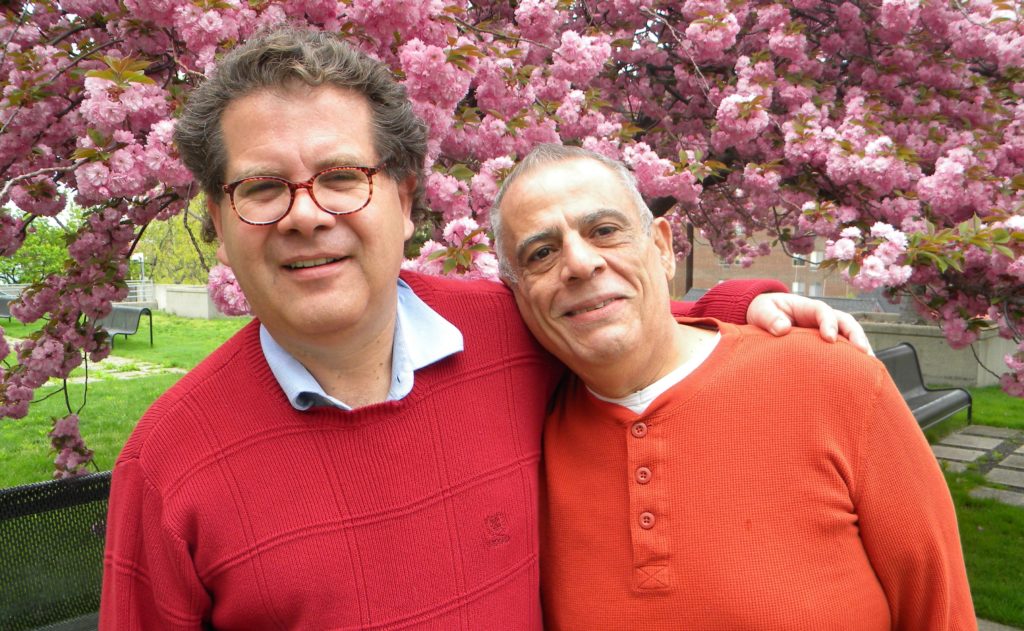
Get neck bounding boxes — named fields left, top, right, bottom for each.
left=277, top=313, right=398, bottom=408
left=582, top=322, right=713, bottom=399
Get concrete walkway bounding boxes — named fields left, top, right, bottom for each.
left=932, top=424, right=1024, bottom=508
left=62, top=353, right=185, bottom=384
left=980, top=619, right=1023, bottom=631
left=931, top=424, right=1024, bottom=631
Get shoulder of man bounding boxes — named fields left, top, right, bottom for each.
left=400, top=269, right=551, bottom=359
left=116, top=319, right=265, bottom=466
left=726, top=322, right=886, bottom=388
left=400, top=270, right=516, bottom=322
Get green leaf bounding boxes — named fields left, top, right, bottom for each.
left=86, top=129, right=107, bottom=146
left=449, top=164, right=475, bottom=182
left=990, top=228, right=1011, bottom=244
left=84, top=69, right=117, bottom=82
left=994, top=245, right=1016, bottom=259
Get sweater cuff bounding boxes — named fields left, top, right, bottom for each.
left=679, top=279, right=789, bottom=324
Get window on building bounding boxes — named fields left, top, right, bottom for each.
left=809, top=282, right=823, bottom=297
left=792, top=254, right=807, bottom=267
left=791, top=281, right=806, bottom=294
left=809, top=251, right=824, bottom=265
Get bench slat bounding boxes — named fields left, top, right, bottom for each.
left=95, top=305, right=152, bottom=347
left=876, top=342, right=973, bottom=430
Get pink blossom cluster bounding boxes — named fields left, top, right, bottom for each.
left=622, top=144, right=701, bottom=205
left=1002, top=343, right=1024, bottom=397
left=713, top=93, right=770, bottom=151
left=2, top=0, right=1024, bottom=474
left=826, top=223, right=914, bottom=292
left=208, top=265, right=252, bottom=316
left=403, top=217, right=499, bottom=281
left=49, top=414, right=95, bottom=478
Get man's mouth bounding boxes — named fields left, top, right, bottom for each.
left=565, top=298, right=617, bottom=317
left=285, top=257, right=343, bottom=270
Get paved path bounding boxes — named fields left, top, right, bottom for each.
left=980, top=619, right=1023, bottom=631
left=932, top=424, right=1024, bottom=508
left=5, top=336, right=185, bottom=384
left=62, top=354, right=185, bottom=384
left=932, top=425, right=1024, bottom=631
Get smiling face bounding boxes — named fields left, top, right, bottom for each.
left=208, top=84, right=415, bottom=353
left=498, top=157, right=682, bottom=393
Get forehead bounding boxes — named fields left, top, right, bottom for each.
left=500, top=158, right=637, bottom=234
left=219, top=85, right=377, bottom=177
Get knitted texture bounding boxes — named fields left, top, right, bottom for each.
left=675, top=278, right=786, bottom=320
left=99, top=274, right=774, bottom=630
left=541, top=321, right=975, bottom=631
left=100, top=273, right=561, bottom=630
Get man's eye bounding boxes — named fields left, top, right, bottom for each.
left=593, top=225, right=620, bottom=238
left=529, top=246, right=553, bottom=262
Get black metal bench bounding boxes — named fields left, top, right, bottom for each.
left=0, top=292, right=16, bottom=321
left=876, top=342, right=973, bottom=430
left=0, top=471, right=111, bottom=631
left=96, top=305, right=152, bottom=348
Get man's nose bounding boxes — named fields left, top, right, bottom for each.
left=276, top=186, right=335, bottom=235
left=560, top=233, right=605, bottom=281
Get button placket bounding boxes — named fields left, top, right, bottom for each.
left=626, top=415, right=671, bottom=591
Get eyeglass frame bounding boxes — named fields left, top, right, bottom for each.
left=221, top=163, right=387, bottom=226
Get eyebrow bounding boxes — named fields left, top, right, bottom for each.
left=513, top=207, right=632, bottom=262
left=227, top=153, right=375, bottom=182
left=515, top=227, right=560, bottom=263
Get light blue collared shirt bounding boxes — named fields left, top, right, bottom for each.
left=261, top=279, right=464, bottom=410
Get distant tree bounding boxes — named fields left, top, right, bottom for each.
left=135, top=199, right=216, bottom=285
left=0, top=216, right=72, bottom=285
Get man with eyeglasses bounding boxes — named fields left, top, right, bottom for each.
left=100, top=28, right=869, bottom=630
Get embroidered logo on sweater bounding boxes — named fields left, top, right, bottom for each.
left=484, top=512, right=511, bottom=546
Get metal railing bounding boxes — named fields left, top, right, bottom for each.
left=0, top=281, right=156, bottom=304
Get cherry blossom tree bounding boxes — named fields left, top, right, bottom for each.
left=2, top=0, right=1022, bottom=475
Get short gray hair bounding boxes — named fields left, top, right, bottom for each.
left=173, top=27, right=428, bottom=241
left=491, top=144, right=654, bottom=282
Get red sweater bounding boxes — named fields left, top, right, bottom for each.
left=100, top=274, right=783, bottom=630
left=541, top=320, right=975, bottom=631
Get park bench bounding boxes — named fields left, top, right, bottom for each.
left=0, top=471, right=110, bottom=631
left=96, top=304, right=152, bottom=348
left=876, top=342, right=973, bottom=430
left=0, top=292, right=16, bottom=321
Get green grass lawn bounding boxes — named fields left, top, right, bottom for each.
left=0, top=312, right=250, bottom=487
left=925, top=391, right=1024, bottom=627
left=2, top=316, right=1024, bottom=625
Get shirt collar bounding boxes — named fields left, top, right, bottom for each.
left=261, top=278, right=464, bottom=410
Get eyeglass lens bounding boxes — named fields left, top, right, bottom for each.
left=232, top=168, right=372, bottom=223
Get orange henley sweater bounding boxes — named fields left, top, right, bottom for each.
left=541, top=320, right=975, bottom=631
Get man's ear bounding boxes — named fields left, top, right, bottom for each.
left=207, top=195, right=230, bottom=266
left=651, top=216, right=676, bottom=280
left=398, top=174, right=416, bottom=240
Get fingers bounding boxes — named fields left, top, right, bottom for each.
left=768, top=314, right=792, bottom=337
left=837, top=311, right=873, bottom=355
left=779, top=294, right=838, bottom=342
left=810, top=301, right=839, bottom=342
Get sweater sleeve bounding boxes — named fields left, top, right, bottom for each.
left=100, top=458, right=210, bottom=630
left=852, top=365, right=976, bottom=630
left=672, top=278, right=788, bottom=322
